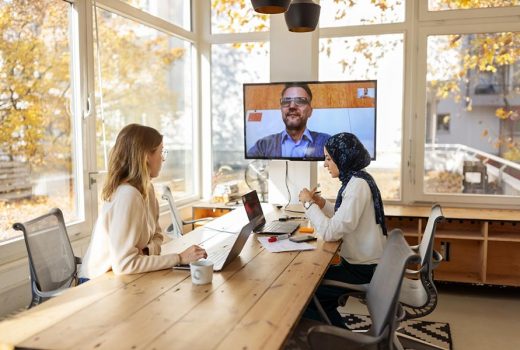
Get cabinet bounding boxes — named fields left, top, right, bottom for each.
left=191, top=201, right=235, bottom=224
left=385, top=205, right=520, bottom=287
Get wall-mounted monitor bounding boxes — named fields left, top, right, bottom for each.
left=243, top=80, right=377, bottom=161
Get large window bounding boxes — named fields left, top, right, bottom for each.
left=424, top=32, right=520, bottom=197
left=93, top=6, right=195, bottom=204
left=211, top=0, right=269, bottom=34
left=209, top=0, right=270, bottom=202
left=319, top=34, right=404, bottom=201
left=428, top=0, right=520, bottom=11
left=211, top=43, right=270, bottom=201
left=0, top=0, right=82, bottom=243
left=319, top=0, right=405, bottom=27
left=123, top=0, right=191, bottom=30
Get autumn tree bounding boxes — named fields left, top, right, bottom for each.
left=0, top=0, right=185, bottom=176
left=0, top=0, right=71, bottom=171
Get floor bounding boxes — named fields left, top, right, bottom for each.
left=344, top=283, right=520, bottom=350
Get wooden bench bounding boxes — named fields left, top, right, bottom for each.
left=0, top=161, right=32, bottom=201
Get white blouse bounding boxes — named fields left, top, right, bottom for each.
left=305, top=177, right=386, bottom=265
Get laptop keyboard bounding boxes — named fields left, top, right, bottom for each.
left=206, top=235, right=236, bottom=266
left=260, top=221, right=299, bottom=233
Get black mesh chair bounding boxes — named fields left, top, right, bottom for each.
left=13, top=208, right=82, bottom=308
left=162, top=185, right=213, bottom=238
left=307, top=229, right=419, bottom=350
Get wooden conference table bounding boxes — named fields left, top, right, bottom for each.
left=0, top=205, right=340, bottom=350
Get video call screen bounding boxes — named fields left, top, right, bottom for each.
left=243, top=80, right=377, bottom=161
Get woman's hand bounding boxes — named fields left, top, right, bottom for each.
left=299, top=187, right=325, bottom=209
left=299, top=187, right=313, bottom=203
left=179, top=245, right=208, bottom=265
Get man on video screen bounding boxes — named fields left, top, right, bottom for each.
left=247, top=83, right=330, bottom=159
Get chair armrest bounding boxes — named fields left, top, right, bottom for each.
left=183, top=217, right=214, bottom=225
left=409, top=244, right=419, bottom=252
left=321, top=279, right=368, bottom=292
left=432, top=249, right=443, bottom=269
left=307, top=324, right=385, bottom=349
left=404, top=268, right=420, bottom=276
left=33, top=281, right=69, bottom=299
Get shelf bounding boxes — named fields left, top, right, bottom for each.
left=488, top=235, right=520, bottom=242
left=434, top=219, right=485, bottom=239
left=193, top=207, right=232, bottom=220
left=404, top=236, right=420, bottom=246
left=434, top=271, right=483, bottom=284
left=487, top=241, right=520, bottom=284
left=434, top=239, right=484, bottom=281
left=435, top=232, right=485, bottom=240
left=484, top=274, right=520, bottom=287
left=386, top=216, right=421, bottom=236
left=487, top=221, right=520, bottom=241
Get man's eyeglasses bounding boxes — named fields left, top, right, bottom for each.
left=161, top=149, right=168, bottom=161
left=280, top=97, right=310, bottom=107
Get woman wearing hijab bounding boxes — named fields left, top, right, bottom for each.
left=298, top=132, right=387, bottom=328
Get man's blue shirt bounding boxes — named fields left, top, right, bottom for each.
left=247, top=129, right=331, bottom=159
left=280, top=129, right=314, bottom=158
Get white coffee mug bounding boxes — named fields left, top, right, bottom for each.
left=190, top=260, right=214, bottom=285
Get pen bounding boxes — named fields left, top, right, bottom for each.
left=268, top=234, right=290, bottom=243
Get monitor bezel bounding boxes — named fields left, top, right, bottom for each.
left=242, top=79, right=377, bottom=161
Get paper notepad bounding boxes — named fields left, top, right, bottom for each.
left=257, top=236, right=316, bottom=253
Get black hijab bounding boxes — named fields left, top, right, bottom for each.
left=325, top=132, right=387, bottom=235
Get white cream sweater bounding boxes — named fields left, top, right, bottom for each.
left=305, top=177, right=386, bottom=265
left=79, top=184, right=180, bottom=279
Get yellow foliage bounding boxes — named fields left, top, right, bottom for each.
left=495, top=108, right=513, bottom=120
left=503, top=147, right=520, bottom=162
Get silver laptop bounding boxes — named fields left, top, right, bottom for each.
left=174, top=221, right=254, bottom=272
left=242, top=190, right=300, bottom=235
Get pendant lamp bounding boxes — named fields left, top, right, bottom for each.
left=284, top=0, right=321, bottom=32
left=251, top=0, right=291, bottom=14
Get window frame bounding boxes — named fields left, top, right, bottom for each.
left=419, top=0, right=520, bottom=22
left=413, top=7, right=520, bottom=207
left=0, top=0, right=201, bottom=265
left=91, top=0, right=201, bottom=206
left=0, top=0, right=92, bottom=264
left=317, top=3, right=412, bottom=204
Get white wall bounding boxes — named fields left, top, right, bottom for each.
left=267, top=15, right=319, bottom=204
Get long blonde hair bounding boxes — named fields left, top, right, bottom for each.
left=102, top=124, right=163, bottom=201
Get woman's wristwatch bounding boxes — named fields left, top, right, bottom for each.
left=303, top=200, right=316, bottom=209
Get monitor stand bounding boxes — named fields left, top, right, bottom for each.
left=268, top=160, right=317, bottom=205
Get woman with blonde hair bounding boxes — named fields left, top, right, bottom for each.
left=79, top=124, right=206, bottom=280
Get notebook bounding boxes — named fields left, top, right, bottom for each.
left=175, top=221, right=254, bottom=272
left=242, top=190, right=300, bottom=235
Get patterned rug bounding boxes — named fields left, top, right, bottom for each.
left=343, top=313, right=453, bottom=350
left=285, top=314, right=453, bottom=350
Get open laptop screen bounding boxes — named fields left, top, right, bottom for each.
left=242, top=190, right=266, bottom=226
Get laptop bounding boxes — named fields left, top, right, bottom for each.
left=174, top=221, right=254, bottom=272
left=242, top=190, right=300, bottom=235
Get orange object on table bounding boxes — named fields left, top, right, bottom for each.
left=299, top=226, right=314, bottom=233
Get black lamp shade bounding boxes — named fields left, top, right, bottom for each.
left=284, top=0, right=321, bottom=32
left=251, top=0, right=291, bottom=14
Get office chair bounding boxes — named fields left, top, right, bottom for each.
left=307, top=229, right=419, bottom=350
left=313, top=204, right=445, bottom=350
left=396, top=204, right=445, bottom=350
left=13, top=208, right=82, bottom=308
left=161, top=185, right=213, bottom=238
